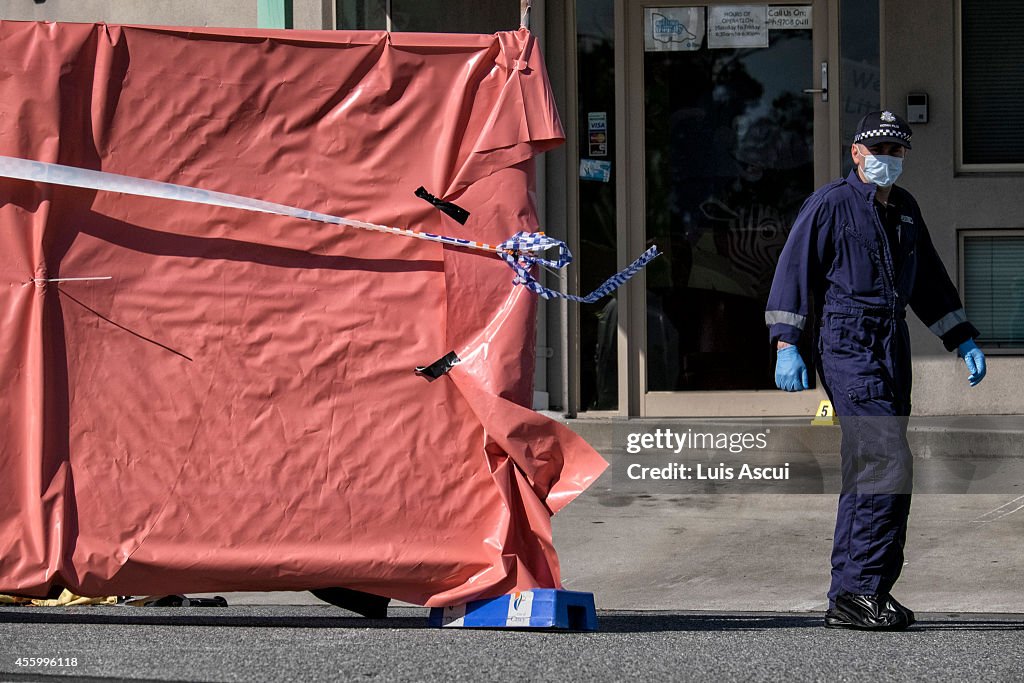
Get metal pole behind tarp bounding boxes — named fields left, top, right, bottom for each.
left=521, top=0, right=532, bottom=30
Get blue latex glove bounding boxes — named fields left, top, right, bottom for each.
left=958, top=339, right=986, bottom=387
left=775, top=345, right=809, bottom=392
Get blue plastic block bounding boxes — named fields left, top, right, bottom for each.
left=428, top=589, right=598, bottom=631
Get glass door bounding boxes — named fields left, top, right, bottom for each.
left=624, top=1, right=832, bottom=415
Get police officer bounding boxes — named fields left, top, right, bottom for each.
left=765, top=111, right=987, bottom=630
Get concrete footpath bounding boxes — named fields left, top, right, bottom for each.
left=554, top=488, right=1023, bottom=613
left=552, top=416, right=1024, bottom=613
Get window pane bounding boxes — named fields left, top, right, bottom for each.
left=962, top=1, right=1024, bottom=164
left=390, top=1, right=519, bottom=33
left=258, top=0, right=293, bottom=29
left=964, top=235, right=1024, bottom=348
left=643, top=21, right=814, bottom=391
left=840, top=0, right=879, bottom=176
left=336, top=0, right=386, bottom=29
left=577, top=0, right=618, bottom=410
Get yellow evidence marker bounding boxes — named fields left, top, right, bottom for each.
left=812, top=399, right=839, bottom=426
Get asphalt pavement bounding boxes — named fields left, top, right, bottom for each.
left=1, top=606, right=1022, bottom=682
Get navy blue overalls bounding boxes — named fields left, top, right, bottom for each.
left=765, top=170, right=977, bottom=605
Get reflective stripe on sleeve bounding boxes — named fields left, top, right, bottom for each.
left=928, top=308, right=968, bottom=336
left=765, top=310, right=807, bottom=329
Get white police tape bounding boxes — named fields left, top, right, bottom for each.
left=0, top=156, right=658, bottom=302
left=26, top=276, right=112, bottom=287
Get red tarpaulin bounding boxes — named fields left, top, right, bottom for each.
left=0, top=21, right=606, bottom=606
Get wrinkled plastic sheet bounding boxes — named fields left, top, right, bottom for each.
left=0, top=21, right=607, bottom=606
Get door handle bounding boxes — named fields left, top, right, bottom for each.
left=802, top=62, right=828, bottom=102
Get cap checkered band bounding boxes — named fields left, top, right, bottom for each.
left=854, top=128, right=911, bottom=144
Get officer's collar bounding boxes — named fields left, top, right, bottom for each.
left=845, top=168, right=903, bottom=207
left=846, top=169, right=877, bottom=200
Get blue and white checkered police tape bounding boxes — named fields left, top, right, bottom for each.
left=0, top=155, right=659, bottom=302
left=497, top=231, right=660, bottom=303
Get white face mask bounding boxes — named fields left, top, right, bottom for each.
left=861, top=153, right=903, bottom=187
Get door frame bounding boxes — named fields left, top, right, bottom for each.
left=614, top=0, right=839, bottom=416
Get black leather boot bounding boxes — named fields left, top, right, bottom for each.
left=883, top=593, right=916, bottom=626
left=824, top=592, right=910, bottom=630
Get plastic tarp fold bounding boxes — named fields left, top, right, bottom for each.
left=0, top=21, right=607, bottom=606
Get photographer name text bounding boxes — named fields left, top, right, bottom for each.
left=626, top=462, right=790, bottom=480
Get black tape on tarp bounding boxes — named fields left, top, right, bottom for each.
left=415, top=351, right=461, bottom=381
left=415, top=187, right=470, bottom=225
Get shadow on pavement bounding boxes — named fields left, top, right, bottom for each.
left=905, top=619, right=1024, bottom=632
left=597, top=614, right=1023, bottom=633
left=0, top=609, right=425, bottom=629
left=598, top=613, right=822, bottom=632
left=1, top=608, right=1019, bottom=632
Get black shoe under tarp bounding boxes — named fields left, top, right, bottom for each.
left=310, top=587, right=390, bottom=619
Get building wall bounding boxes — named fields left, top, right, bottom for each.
left=884, top=0, right=1022, bottom=415
left=0, top=0, right=346, bottom=29
left=0, top=0, right=258, bottom=27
